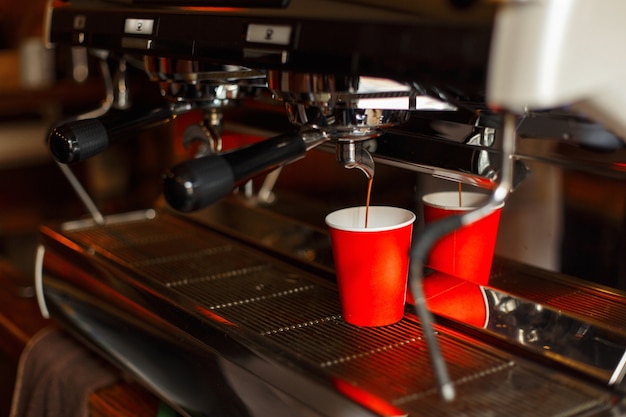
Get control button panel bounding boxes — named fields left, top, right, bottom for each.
left=246, top=24, right=292, bottom=45
left=124, top=18, right=155, bottom=35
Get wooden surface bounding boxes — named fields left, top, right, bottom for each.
left=0, top=258, right=162, bottom=417
left=0, top=260, right=45, bottom=417
left=89, top=380, right=160, bottom=417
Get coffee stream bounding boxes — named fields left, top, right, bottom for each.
left=365, top=177, right=373, bottom=228
left=365, top=180, right=462, bottom=227
left=364, top=178, right=463, bottom=227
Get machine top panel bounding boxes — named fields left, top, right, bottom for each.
left=47, top=0, right=494, bottom=91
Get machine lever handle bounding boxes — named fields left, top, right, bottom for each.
left=163, top=132, right=307, bottom=212
left=48, top=106, right=175, bottom=164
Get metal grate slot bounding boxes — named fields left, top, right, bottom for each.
left=266, top=318, right=425, bottom=366
left=67, top=218, right=190, bottom=249
left=203, top=284, right=343, bottom=332
left=398, top=366, right=609, bottom=417
left=492, top=265, right=626, bottom=327
left=170, top=266, right=321, bottom=310
left=545, top=292, right=626, bottom=327
left=140, top=251, right=270, bottom=287
left=263, top=317, right=512, bottom=398
left=114, top=242, right=233, bottom=267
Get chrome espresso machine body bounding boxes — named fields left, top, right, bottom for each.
left=38, top=0, right=626, bottom=416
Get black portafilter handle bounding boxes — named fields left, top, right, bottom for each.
left=48, top=106, right=175, bottom=164
left=163, top=132, right=307, bottom=212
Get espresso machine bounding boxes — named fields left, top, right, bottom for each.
left=36, top=0, right=626, bottom=415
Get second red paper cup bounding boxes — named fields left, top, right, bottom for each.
left=325, top=206, right=416, bottom=327
left=422, top=191, right=502, bottom=285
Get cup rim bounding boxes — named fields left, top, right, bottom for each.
left=325, top=206, right=416, bottom=232
left=422, top=191, right=504, bottom=211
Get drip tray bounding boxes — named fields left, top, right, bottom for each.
left=40, top=209, right=621, bottom=417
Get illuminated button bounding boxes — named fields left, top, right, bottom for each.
left=246, top=24, right=291, bottom=46
left=124, top=18, right=155, bottom=35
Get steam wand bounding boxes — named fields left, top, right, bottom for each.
left=408, top=111, right=517, bottom=402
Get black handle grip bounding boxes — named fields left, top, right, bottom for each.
left=48, top=107, right=174, bottom=164
left=163, top=132, right=306, bottom=212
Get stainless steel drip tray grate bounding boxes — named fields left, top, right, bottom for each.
left=47, top=210, right=616, bottom=416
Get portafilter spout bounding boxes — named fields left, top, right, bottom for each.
left=336, top=140, right=375, bottom=180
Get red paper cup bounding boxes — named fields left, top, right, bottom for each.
left=422, top=191, right=502, bottom=285
left=325, top=206, right=416, bottom=327
left=407, top=271, right=488, bottom=328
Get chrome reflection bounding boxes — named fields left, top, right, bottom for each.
left=419, top=270, right=626, bottom=387
left=485, top=286, right=626, bottom=385
left=144, top=57, right=266, bottom=107
left=268, top=72, right=456, bottom=111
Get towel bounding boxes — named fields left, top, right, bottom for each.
left=10, top=327, right=119, bottom=417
